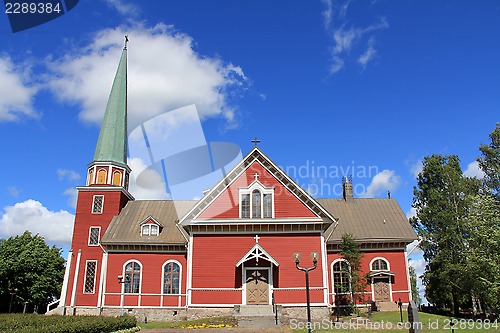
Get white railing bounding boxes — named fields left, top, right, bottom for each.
left=46, top=299, right=60, bottom=313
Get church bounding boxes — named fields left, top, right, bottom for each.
left=55, top=43, right=417, bottom=321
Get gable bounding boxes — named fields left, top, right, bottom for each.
left=179, top=147, right=337, bottom=226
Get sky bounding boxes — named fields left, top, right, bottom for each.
left=0, top=0, right=499, bottom=303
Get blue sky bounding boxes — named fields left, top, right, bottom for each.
left=0, top=0, right=499, bottom=303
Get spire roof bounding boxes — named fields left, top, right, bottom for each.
left=93, top=45, right=128, bottom=165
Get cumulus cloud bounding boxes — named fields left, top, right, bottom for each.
left=46, top=23, right=247, bottom=130
left=410, top=159, right=423, bottom=178
left=63, top=188, right=78, bottom=209
left=0, top=56, right=38, bottom=121
left=406, top=207, right=417, bottom=220
left=463, top=160, right=484, bottom=179
left=128, top=157, right=171, bottom=200
left=322, top=0, right=388, bottom=73
left=0, top=200, right=74, bottom=248
left=57, top=168, right=81, bottom=181
left=363, top=169, right=401, bottom=197
left=7, top=186, right=21, bottom=198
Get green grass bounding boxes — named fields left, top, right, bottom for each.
left=138, top=316, right=236, bottom=329
left=292, top=311, right=499, bottom=333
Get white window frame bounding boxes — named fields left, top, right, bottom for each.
left=239, top=182, right=274, bottom=218
left=88, top=226, right=101, bottom=246
left=141, top=223, right=160, bottom=236
left=370, top=257, right=390, bottom=271
left=331, top=259, right=352, bottom=300
left=122, top=260, right=143, bottom=294
left=162, top=260, right=182, bottom=295
left=91, top=195, right=104, bottom=214
left=83, top=260, right=98, bottom=294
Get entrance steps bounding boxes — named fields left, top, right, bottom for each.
left=376, top=301, right=399, bottom=312
left=234, top=305, right=279, bottom=329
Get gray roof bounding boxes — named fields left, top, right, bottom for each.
left=101, top=200, right=196, bottom=245
left=101, top=198, right=416, bottom=246
left=318, top=198, right=417, bottom=244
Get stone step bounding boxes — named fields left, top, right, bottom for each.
left=237, top=315, right=278, bottom=329
left=376, top=301, right=400, bottom=312
left=235, top=305, right=275, bottom=316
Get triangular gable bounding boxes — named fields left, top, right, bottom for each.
left=139, top=215, right=164, bottom=228
left=235, top=243, right=279, bottom=267
left=179, top=147, right=338, bottom=226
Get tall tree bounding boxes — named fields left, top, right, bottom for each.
left=411, top=154, right=479, bottom=315
left=0, top=231, right=65, bottom=313
left=340, top=233, right=367, bottom=311
left=408, top=264, right=422, bottom=306
left=478, top=123, right=500, bottom=197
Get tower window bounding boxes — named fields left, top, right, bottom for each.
left=112, top=171, right=122, bottom=186
left=92, top=195, right=104, bottom=214
left=84, top=260, right=97, bottom=294
left=97, top=169, right=107, bottom=184
left=252, top=190, right=261, bottom=218
left=88, top=169, right=94, bottom=186
left=88, top=227, right=101, bottom=246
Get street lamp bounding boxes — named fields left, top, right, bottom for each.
left=118, top=275, right=130, bottom=316
left=293, top=252, right=318, bottom=333
left=9, top=288, right=18, bottom=313
left=395, top=298, right=403, bottom=323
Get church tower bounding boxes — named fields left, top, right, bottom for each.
left=60, top=40, right=134, bottom=313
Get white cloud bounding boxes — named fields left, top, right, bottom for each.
left=322, top=0, right=388, bottom=73
left=463, top=160, right=484, bottom=179
left=47, top=23, right=247, bottom=130
left=7, top=186, right=21, bottom=198
left=0, top=200, right=74, bottom=248
left=0, top=56, right=38, bottom=121
left=63, top=188, right=78, bottom=209
left=128, top=157, right=171, bottom=200
left=406, top=207, right=417, bottom=220
left=105, top=0, right=140, bottom=16
left=57, top=168, right=81, bottom=181
left=410, top=159, right=423, bottom=178
left=363, top=169, right=401, bottom=197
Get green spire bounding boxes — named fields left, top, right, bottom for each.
left=93, top=45, right=128, bottom=165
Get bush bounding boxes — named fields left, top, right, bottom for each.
left=0, top=314, right=136, bottom=333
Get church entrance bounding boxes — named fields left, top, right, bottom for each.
left=245, top=268, right=270, bottom=305
left=373, top=277, right=391, bottom=302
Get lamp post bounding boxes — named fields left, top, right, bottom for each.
left=396, top=298, right=403, bottom=323
left=293, top=252, right=318, bottom=333
left=9, top=288, right=18, bottom=313
left=118, top=275, right=130, bottom=316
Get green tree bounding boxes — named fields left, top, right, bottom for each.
left=408, top=263, right=422, bottom=306
left=411, top=154, right=479, bottom=316
left=0, top=231, right=65, bottom=313
left=478, top=123, right=500, bottom=197
left=340, top=233, right=367, bottom=311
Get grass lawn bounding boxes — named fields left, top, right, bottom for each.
left=291, top=311, right=499, bottom=333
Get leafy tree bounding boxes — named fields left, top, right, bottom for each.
left=340, top=233, right=367, bottom=311
left=411, top=154, right=480, bottom=316
left=408, top=264, right=422, bottom=306
left=478, top=123, right=500, bottom=197
left=0, top=231, right=65, bottom=313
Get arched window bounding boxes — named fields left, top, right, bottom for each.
left=112, top=171, right=122, bottom=186
left=252, top=189, right=261, bottom=218
left=124, top=261, right=141, bottom=294
left=371, top=258, right=389, bottom=271
left=163, top=261, right=181, bottom=294
left=241, top=194, right=250, bottom=218
left=88, top=169, right=94, bottom=185
left=332, top=260, right=350, bottom=294
left=97, top=169, right=107, bottom=184
left=263, top=193, right=272, bottom=218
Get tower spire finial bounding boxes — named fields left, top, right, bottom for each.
left=124, top=35, right=129, bottom=49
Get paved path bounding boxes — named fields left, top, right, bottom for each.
left=141, top=327, right=293, bottom=333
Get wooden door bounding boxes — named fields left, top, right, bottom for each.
left=245, top=269, right=269, bottom=305
left=373, top=277, right=391, bottom=301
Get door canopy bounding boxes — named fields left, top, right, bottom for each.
left=236, top=243, right=279, bottom=267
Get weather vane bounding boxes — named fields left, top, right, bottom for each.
left=124, top=35, right=129, bottom=49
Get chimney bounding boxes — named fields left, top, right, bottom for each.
left=342, top=176, right=354, bottom=202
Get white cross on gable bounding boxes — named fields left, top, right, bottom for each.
left=254, top=173, right=259, bottom=181
left=254, top=235, right=260, bottom=243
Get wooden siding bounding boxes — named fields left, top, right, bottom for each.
left=327, top=250, right=411, bottom=304
left=199, top=161, right=316, bottom=219
left=191, top=233, right=324, bottom=305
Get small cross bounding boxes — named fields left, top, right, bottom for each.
left=251, top=137, right=261, bottom=147
left=254, top=235, right=260, bottom=243
left=254, top=173, right=260, bottom=181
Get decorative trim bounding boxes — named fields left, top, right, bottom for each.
left=103, top=244, right=186, bottom=253
left=189, top=223, right=325, bottom=234
left=369, top=256, right=391, bottom=271
left=236, top=244, right=279, bottom=267
left=77, top=186, right=135, bottom=201
left=161, top=260, right=182, bottom=298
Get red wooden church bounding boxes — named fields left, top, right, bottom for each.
left=55, top=44, right=417, bottom=320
